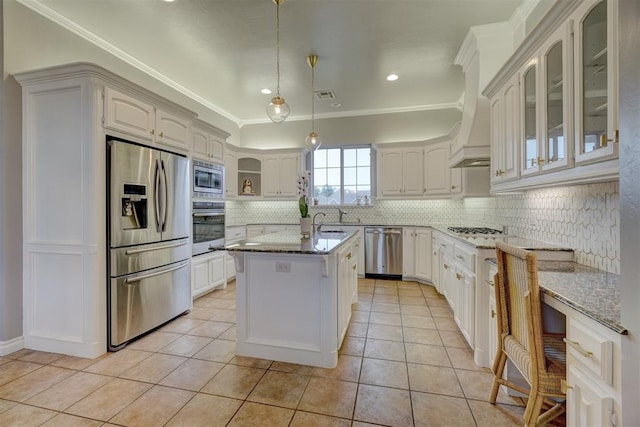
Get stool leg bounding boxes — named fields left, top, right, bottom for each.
left=489, top=351, right=507, bottom=404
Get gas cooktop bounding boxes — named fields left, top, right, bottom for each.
left=447, top=227, right=504, bottom=235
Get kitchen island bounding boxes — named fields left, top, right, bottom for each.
left=225, top=229, right=359, bottom=368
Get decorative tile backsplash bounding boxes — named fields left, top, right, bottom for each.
left=227, top=181, right=619, bottom=273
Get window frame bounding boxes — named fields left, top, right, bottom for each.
left=306, top=145, right=376, bottom=207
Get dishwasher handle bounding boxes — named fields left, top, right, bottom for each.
left=365, top=228, right=402, bottom=234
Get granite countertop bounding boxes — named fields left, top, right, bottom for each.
left=224, top=229, right=357, bottom=255
left=486, top=259, right=625, bottom=334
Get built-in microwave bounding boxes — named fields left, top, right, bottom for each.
left=193, top=160, right=224, bottom=199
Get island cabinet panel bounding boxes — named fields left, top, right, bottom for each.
left=232, top=233, right=358, bottom=368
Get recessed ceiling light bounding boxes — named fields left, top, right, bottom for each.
left=330, top=103, right=342, bottom=108
left=163, top=0, right=175, bottom=2
left=386, top=74, right=399, bottom=81
left=261, top=88, right=272, bottom=95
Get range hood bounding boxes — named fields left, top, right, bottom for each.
left=449, top=22, right=514, bottom=168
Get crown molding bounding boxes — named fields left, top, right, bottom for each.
left=16, top=0, right=243, bottom=126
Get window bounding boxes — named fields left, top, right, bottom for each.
left=312, top=146, right=371, bottom=205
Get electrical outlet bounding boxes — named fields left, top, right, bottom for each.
left=275, top=262, right=291, bottom=273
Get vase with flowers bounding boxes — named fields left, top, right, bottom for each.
left=297, top=171, right=312, bottom=238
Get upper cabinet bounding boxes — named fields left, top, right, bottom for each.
left=262, top=152, right=301, bottom=198
left=378, top=148, right=423, bottom=197
left=104, top=88, right=192, bottom=152
left=573, top=0, right=618, bottom=165
left=491, top=74, right=520, bottom=184
left=483, top=0, right=619, bottom=193
left=225, top=148, right=302, bottom=199
left=191, top=120, right=228, bottom=164
left=377, top=140, right=489, bottom=199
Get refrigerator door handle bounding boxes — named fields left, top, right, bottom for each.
left=160, top=159, right=168, bottom=232
left=124, top=239, right=188, bottom=255
left=154, top=159, right=162, bottom=232
left=124, top=260, right=189, bottom=284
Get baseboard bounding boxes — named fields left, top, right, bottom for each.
left=0, top=336, right=24, bottom=356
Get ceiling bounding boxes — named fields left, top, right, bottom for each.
left=29, top=0, right=522, bottom=126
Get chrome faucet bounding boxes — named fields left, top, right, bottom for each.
left=338, top=208, right=348, bottom=223
left=313, top=212, right=326, bottom=232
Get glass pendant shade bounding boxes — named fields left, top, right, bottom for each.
left=305, top=131, right=322, bottom=150
left=266, top=96, right=290, bottom=124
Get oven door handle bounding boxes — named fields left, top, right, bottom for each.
left=124, top=239, right=188, bottom=255
left=193, top=211, right=225, bottom=217
left=124, top=260, right=189, bottom=284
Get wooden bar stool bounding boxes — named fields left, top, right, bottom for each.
left=489, top=242, right=566, bottom=426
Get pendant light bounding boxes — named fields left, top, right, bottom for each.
left=266, top=0, right=290, bottom=124
left=305, top=54, right=322, bottom=150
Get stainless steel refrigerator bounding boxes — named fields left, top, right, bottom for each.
left=107, top=138, right=191, bottom=350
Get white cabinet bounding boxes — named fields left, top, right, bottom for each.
left=403, top=228, right=416, bottom=277
left=431, top=234, right=441, bottom=293
left=378, top=148, right=423, bottom=197
left=154, top=108, right=191, bottom=151
left=192, top=251, right=226, bottom=298
left=521, top=24, right=574, bottom=177
left=225, top=149, right=238, bottom=198
left=337, top=239, right=358, bottom=344
left=573, top=0, right=619, bottom=165
left=403, top=228, right=432, bottom=282
left=486, top=264, right=498, bottom=368
left=454, top=265, right=475, bottom=348
left=490, top=74, right=520, bottom=184
left=484, top=0, right=619, bottom=192
left=423, top=144, right=451, bottom=195
left=262, top=152, right=301, bottom=198
left=104, top=88, right=192, bottom=152
left=337, top=226, right=365, bottom=277
left=191, top=120, right=227, bottom=163
left=562, top=314, right=621, bottom=427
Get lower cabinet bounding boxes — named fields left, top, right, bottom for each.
left=403, top=227, right=432, bottom=282
left=192, top=251, right=226, bottom=298
left=562, top=314, right=621, bottom=427
left=486, top=263, right=498, bottom=368
left=337, top=239, right=358, bottom=344
left=454, top=265, right=475, bottom=348
left=566, top=365, right=616, bottom=427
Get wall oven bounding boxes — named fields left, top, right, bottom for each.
left=192, top=200, right=225, bottom=256
left=193, top=160, right=224, bottom=199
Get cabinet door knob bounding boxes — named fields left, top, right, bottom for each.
left=159, top=131, right=164, bottom=138
left=150, top=129, right=155, bottom=136
left=456, top=273, right=463, bottom=280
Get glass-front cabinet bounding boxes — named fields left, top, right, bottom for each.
left=521, top=61, right=538, bottom=177
left=541, top=23, right=572, bottom=173
left=574, top=0, right=618, bottom=164
left=521, top=23, right=573, bottom=178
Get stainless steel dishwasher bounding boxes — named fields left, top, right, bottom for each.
left=364, top=227, right=403, bottom=279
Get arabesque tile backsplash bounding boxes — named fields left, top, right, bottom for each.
left=226, top=181, right=619, bottom=273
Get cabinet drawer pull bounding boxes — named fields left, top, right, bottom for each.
left=346, top=252, right=352, bottom=259
left=159, top=131, right=164, bottom=138
left=440, top=243, right=447, bottom=248
left=563, top=338, right=593, bottom=358
left=456, top=273, right=463, bottom=280
left=150, top=129, right=155, bottom=136
left=456, top=255, right=465, bottom=260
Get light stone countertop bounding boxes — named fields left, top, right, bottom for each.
left=224, top=229, right=357, bottom=255
left=486, top=259, right=625, bottom=334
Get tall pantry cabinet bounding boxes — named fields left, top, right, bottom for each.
left=15, top=63, right=197, bottom=358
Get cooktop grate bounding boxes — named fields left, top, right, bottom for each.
left=447, top=227, right=504, bottom=235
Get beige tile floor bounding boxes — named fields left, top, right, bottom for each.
left=0, top=279, right=564, bottom=426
